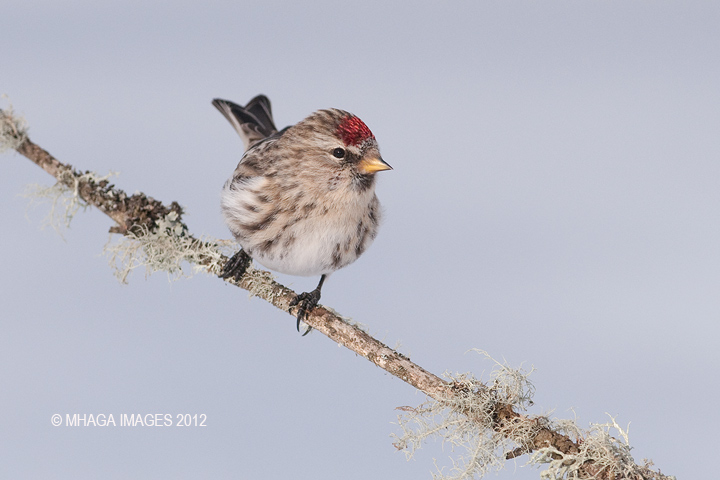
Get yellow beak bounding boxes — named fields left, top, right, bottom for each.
left=358, top=156, right=393, bottom=174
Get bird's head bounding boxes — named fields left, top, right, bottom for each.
left=288, top=109, right=392, bottom=184
left=332, top=114, right=392, bottom=176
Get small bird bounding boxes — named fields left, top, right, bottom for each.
left=213, top=95, right=391, bottom=334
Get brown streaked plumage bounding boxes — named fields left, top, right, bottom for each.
left=213, top=95, right=392, bottom=334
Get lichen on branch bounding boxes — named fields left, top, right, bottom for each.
left=393, top=352, right=675, bottom=480
left=103, top=210, right=235, bottom=283
left=0, top=97, right=28, bottom=153
left=23, top=170, right=116, bottom=235
left=393, top=352, right=541, bottom=480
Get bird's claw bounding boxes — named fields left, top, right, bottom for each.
left=220, top=249, right=251, bottom=281
left=289, top=288, right=321, bottom=335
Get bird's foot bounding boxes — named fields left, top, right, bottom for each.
left=289, top=288, right=322, bottom=336
left=220, top=249, right=252, bottom=281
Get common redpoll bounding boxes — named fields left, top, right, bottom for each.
left=213, top=95, right=391, bottom=334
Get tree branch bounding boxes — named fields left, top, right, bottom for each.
left=1, top=106, right=672, bottom=480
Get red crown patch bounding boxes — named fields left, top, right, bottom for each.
left=336, top=115, right=375, bottom=147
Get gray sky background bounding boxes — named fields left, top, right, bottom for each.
left=2, top=2, right=718, bottom=479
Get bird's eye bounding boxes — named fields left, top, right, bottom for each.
left=332, top=147, right=346, bottom=159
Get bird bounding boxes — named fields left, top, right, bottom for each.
left=213, top=95, right=391, bottom=334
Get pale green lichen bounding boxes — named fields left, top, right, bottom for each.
left=23, top=170, right=116, bottom=237
left=393, top=351, right=538, bottom=480
left=21, top=164, right=239, bottom=283
left=531, top=416, right=675, bottom=480
left=0, top=96, right=28, bottom=153
left=104, top=211, right=236, bottom=283
left=393, top=351, right=670, bottom=480
left=241, top=266, right=278, bottom=299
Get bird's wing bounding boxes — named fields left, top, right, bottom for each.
left=212, top=95, right=278, bottom=150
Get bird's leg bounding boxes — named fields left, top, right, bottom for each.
left=290, top=274, right=326, bottom=336
left=220, top=249, right=252, bottom=281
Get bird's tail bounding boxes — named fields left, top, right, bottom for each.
left=212, top=95, right=278, bottom=150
